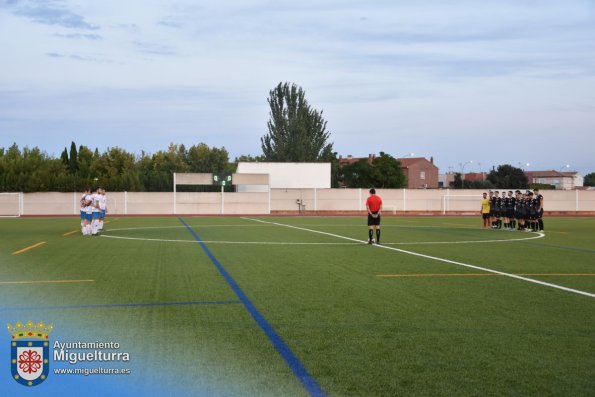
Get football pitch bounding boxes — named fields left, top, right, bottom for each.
left=1, top=216, right=594, bottom=396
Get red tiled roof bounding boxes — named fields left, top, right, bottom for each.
left=526, top=170, right=576, bottom=178
left=397, top=157, right=437, bottom=169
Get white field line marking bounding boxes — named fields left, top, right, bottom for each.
left=107, top=225, right=272, bottom=232
left=100, top=233, right=545, bottom=246
left=241, top=217, right=595, bottom=299
left=100, top=235, right=357, bottom=245
left=107, top=224, right=494, bottom=232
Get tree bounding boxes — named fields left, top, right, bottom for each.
left=187, top=143, right=230, bottom=173
left=234, top=154, right=266, bottom=163
left=486, top=164, right=528, bottom=188
left=339, top=159, right=374, bottom=188
left=68, top=141, right=78, bottom=174
left=370, top=152, right=407, bottom=188
left=60, top=147, right=69, bottom=166
left=339, top=153, right=407, bottom=188
left=584, top=172, right=595, bottom=187
left=261, top=82, right=334, bottom=162
left=467, top=180, right=494, bottom=189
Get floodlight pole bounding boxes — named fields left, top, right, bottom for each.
left=221, top=185, right=224, bottom=214
left=459, top=161, right=473, bottom=186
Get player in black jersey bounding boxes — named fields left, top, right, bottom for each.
left=491, top=191, right=502, bottom=228
left=498, top=193, right=506, bottom=229
left=534, top=188, right=544, bottom=231
left=501, top=192, right=509, bottom=229
left=520, top=191, right=532, bottom=231
left=527, top=191, right=539, bottom=231
left=504, top=191, right=516, bottom=230
left=514, top=190, right=524, bottom=230
left=488, top=191, right=495, bottom=227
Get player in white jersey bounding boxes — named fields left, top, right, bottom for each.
left=84, top=189, right=95, bottom=236
left=80, top=187, right=91, bottom=235
left=90, top=187, right=102, bottom=235
left=98, top=187, right=107, bottom=230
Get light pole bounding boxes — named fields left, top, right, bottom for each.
left=459, top=160, right=473, bottom=187
left=517, top=162, right=530, bottom=171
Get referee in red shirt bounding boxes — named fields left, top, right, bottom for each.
left=366, top=188, right=383, bottom=244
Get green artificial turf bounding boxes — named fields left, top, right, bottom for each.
left=1, top=216, right=593, bottom=396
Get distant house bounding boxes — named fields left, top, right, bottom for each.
left=338, top=154, right=440, bottom=189
left=463, top=172, right=487, bottom=182
left=525, top=170, right=583, bottom=190
left=397, top=157, right=439, bottom=189
left=439, top=173, right=455, bottom=188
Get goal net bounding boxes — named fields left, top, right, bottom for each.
left=0, top=193, right=22, bottom=217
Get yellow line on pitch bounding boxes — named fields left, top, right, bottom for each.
left=377, top=273, right=595, bottom=278
left=12, top=241, right=46, bottom=255
left=0, top=279, right=95, bottom=285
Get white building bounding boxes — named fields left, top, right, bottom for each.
left=235, top=162, right=331, bottom=192
left=526, top=171, right=583, bottom=190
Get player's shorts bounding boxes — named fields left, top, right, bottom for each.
left=492, top=209, right=501, bottom=218
left=507, top=209, right=515, bottom=218
left=101, top=209, right=106, bottom=218
left=92, top=211, right=101, bottom=219
left=368, top=212, right=381, bottom=226
left=537, top=209, right=544, bottom=219
left=80, top=211, right=85, bottom=220
left=85, top=212, right=93, bottom=222
left=482, top=213, right=490, bottom=220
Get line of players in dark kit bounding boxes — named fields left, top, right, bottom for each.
left=488, top=189, right=544, bottom=232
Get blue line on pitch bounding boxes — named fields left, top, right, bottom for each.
left=0, top=300, right=240, bottom=312
left=179, top=217, right=326, bottom=397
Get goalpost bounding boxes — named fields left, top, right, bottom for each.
left=0, top=192, right=23, bottom=217
left=173, top=173, right=270, bottom=215
left=442, top=194, right=480, bottom=215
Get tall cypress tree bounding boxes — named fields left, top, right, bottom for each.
left=261, top=82, right=334, bottom=162
left=68, top=141, right=78, bottom=174
left=60, top=147, right=69, bottom=166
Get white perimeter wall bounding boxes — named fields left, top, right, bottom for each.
left=236, top=162, right=330, bottom=192
left=2, top=189, right=595, bottom=216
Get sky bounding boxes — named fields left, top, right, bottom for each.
left=0, top=0, right=594, bottom=175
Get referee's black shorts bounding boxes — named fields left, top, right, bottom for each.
left=368, top=212, right=381, bottom=226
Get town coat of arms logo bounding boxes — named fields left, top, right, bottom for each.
left=7, top=320, right=52, bottom=387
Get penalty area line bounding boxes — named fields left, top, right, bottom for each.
left=242, top=217, right=595, bottom=300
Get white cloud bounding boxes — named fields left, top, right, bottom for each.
left=0, top=0, right=594, bottom=173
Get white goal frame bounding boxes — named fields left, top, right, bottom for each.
left=441, top=194, right=481, bottom=214
left=0, top=192, right=23, bottom=217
